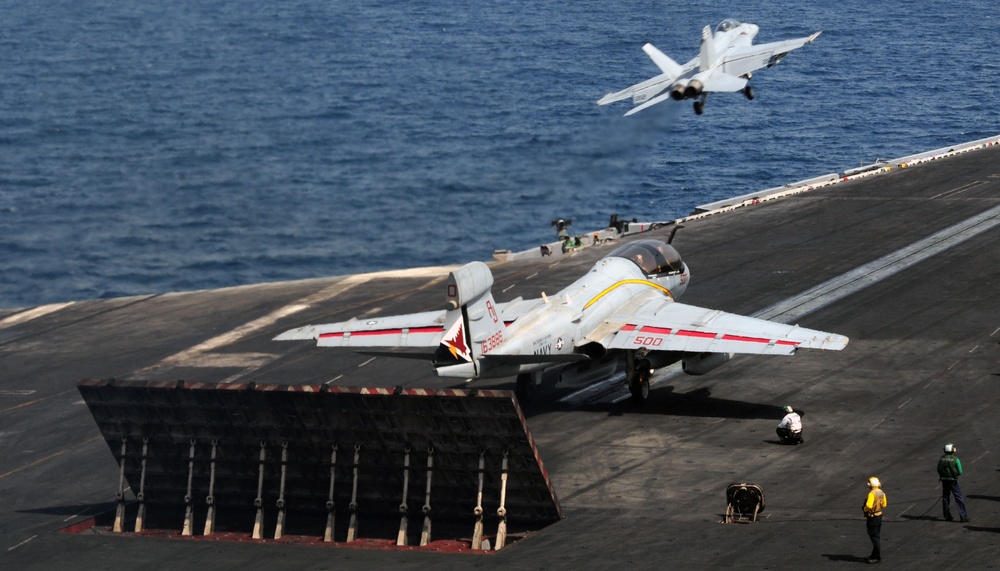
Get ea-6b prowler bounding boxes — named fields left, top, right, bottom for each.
left=598, top=19, right=821, bottom=116
left=276, top=239, right=847, bottom=404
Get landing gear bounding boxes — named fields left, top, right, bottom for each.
left=742, top=85, right=755, bottom=100
left=693, top=93, right=708, bottom=115
left=629, top=360, right=651, bottom=404
left=625, top=350, right=652, bottom=405
left=515, top=373, right=536, bottom=403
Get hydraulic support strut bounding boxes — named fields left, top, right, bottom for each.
left=252, top=442, right=267, bottom=540
left=203, top=439, right=218, bottom=535
left=420, top=446, right=434, bottom=546
left=113, top=439, right=127, bottom=533
left=274, top=441, right=289, bottom=539
left=396, top=446, right=411, bottom=546
left=471, top=450, right=486, bottom=550
left=495, top=451, right=510, bottom=550
left=346, top=444, right=361, bottom=542
left=323, top=444, right=338, bottom=542
left=134, top=437, right=149, bottom=533
left=182, top=439, right=196, bottom=536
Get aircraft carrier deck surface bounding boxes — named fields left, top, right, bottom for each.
left=3, top=143, right=1000, bottom=569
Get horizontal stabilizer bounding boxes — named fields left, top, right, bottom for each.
left=702, top=70, right=748, bottom=93
left=597, top=87, right=635, bottom=106
left=273, top=309, right=448, bottom=348
left=624, top=91, right=673, bottom=116
left=358, top=350, right=438, bottom=360
left=482, top=353, right=590, bottom=366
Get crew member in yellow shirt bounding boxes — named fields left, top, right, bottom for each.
left=862, top=476, right=887, bottom=564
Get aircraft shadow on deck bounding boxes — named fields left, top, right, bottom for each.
left=18, top=502, right=115, bottom=517
left=900, top=514, right=943, bottom=522
left=520, top=383, right=787, bottom=423
left=822, top=554, right=873, bottom=563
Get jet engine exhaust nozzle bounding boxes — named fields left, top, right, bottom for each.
left=670, top=83, right=687, bottom=101
left=683, top=80, right=704, bottom=99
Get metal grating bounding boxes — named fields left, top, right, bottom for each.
left=77, top=379, right=563, bottom=543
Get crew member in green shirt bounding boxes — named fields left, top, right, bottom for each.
left=937, top=442, right=969, bottom=522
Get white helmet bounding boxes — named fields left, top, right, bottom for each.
left=944, top=443, right=955, bottom=453
left=868, top=476, right=881, bottom=488
left=783, top=405, right=794, bottom=413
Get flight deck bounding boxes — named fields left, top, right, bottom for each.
left=2, top=140, right=1000, bottom=569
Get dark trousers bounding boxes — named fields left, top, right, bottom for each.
left=866, top=515, right=882, bottom=560
left=941, top=479, right=968, bottom=519
left=776, top=427, right=801, bottom=443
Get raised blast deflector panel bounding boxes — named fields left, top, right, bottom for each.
left=77, top=379, right=562, bottom=539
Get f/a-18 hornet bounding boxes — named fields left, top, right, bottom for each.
left=276, top=239, right=847, bottom=404
left=598, top=19, right=821, bottom=116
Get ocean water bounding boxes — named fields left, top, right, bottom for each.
left=1, top=0, right=997, bottom=309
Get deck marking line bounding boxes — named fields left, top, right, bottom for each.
left=755, top=203, right=1000, bottom=324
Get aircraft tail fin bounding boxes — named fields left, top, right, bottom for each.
left=436, top=262, right=506, bottom=374
left=699, top=25, right=715, bottom=71
left=641, top=44, right=682, bottom=77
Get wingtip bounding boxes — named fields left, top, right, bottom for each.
left=273, top=326, right=317, bottom=341
left=808, top=31, right=822, bottom=43
left=828, top=334, right=849, bottom=350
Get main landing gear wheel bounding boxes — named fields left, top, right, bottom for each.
left=742, top=85, right=755, bottom=100
left=693, top=93, right=708, bottom=115
left=629, top=360, right=651, bottom=405
left=515, top=373, right=536, bottom=403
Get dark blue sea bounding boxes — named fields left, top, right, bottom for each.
left=1, top=0, right=997, bottom=309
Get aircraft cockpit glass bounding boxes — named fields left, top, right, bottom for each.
left=716, top=19, right=741, bottom=33
left=609, top=240, right=685, bottom=277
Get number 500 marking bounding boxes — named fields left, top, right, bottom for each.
left=633, top=336, right=663, bottom=347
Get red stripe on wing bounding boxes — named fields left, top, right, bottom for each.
left=638, top=325, right=672, bottom=335
left=318, top=326, right=443, bottom=339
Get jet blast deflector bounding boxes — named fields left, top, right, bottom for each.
left=76, top=379, right=563, bottom=549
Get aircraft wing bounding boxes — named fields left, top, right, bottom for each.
left=599, top=298, right=847, bottom=355
left=720, top=31, right=821, bottom=79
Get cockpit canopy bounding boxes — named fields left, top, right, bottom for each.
left=716, top=19, right=742, bottom=33
left=608, top=239, right=685, bottom=277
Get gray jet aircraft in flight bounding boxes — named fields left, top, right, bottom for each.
left=598, top=19, right=821, bottom=115
left=276, top=239, right=847, bottom=404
